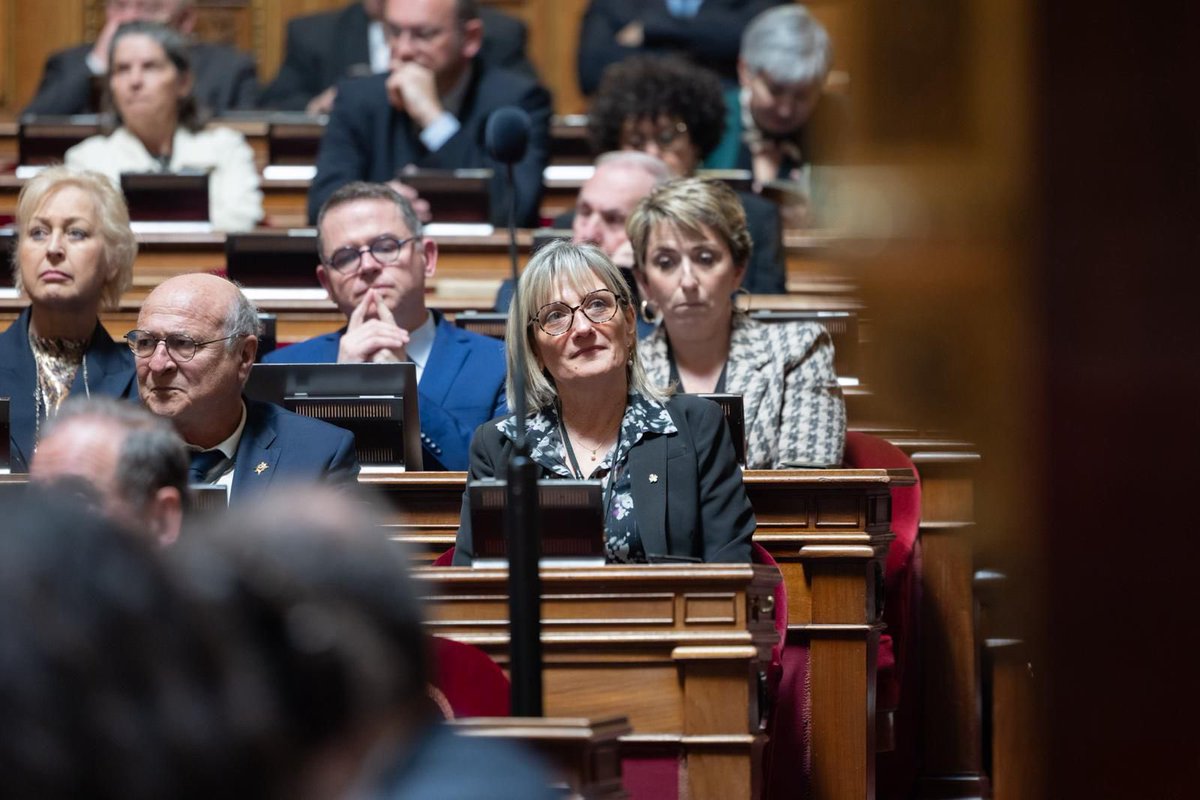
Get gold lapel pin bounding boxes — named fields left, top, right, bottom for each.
left=255, top=461, right=270, bottom=475
left=649, top=473, right=659, bottom=483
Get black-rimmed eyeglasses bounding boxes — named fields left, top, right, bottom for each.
left=124, top=331, right=242, bottom=362
left=531, top=289, right=623, bottom=336
left=324, top=235, right=415, bottom=273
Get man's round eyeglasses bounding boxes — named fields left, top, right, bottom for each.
left=124, top=331, right=242, bottom=362
left=531, top=289, right=623, bottom=336
left=325, top=235, right=414, bottom=273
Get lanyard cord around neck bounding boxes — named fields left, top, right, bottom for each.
left=558, top=412, right=622, bottom=525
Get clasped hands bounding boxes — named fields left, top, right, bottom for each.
left=337, top=289, right=411, bottom=364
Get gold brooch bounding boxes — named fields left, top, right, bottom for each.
left=255, top=461, right=270, bottom=475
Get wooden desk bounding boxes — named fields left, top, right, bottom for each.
left=451, top=716, right=630, bottom=799
left=418, top=563, right=779, bottom=800
left=366, top=467, right=910, bottom=800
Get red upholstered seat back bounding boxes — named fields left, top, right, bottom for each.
left=842, top=431, right=924, bottom=799
left=429, top=636, right=511, bottom=719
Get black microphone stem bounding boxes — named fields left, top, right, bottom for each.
left=503, top=160, right=543, bottom=717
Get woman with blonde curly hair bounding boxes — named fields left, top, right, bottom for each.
left=1, top=166, right=139, bottom=471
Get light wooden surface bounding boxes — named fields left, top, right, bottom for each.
left=366, top=466, right=911, bottom=800
left=419, top=563, right=779, bottom=800
left=451, top=715, right=631, bottom=799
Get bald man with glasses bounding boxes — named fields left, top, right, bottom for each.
left=129, top=273, right=359, bottom=502
left=264, top=181, right=506, bottom=471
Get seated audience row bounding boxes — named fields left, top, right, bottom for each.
left=2, top=164, right=845, bottom=562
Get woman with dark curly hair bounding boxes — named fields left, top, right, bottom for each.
left=587, top=55, right=786, bottom=293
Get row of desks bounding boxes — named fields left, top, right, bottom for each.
left=0, top=465, right=908, bottom=800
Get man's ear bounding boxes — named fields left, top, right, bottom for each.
left=237, top=335, right=258, bottom=382
left=420, top=238, right=438, bottom=279
left=147, top=486, right=183, bottom=547
left=316, top=264, right=333, bottom=296
left=737, top=58, right=753, bottom=88
left=459, top=18, right=484, bottom=61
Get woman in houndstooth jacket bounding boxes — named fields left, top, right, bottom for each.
left=627, top=177, right=845, bottom=468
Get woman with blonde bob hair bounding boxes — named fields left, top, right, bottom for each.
left=628, top=177, right=846, bottom=469
left=453, top=240, right=755, bottom=565
left=1, top=165, right=139, bottom=471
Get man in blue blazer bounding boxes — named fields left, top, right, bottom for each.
left=133, top=274, right=359, bottom=503
left=305, top=0, right=551, bottom=227
left=265, top=181, right=507, bottom=471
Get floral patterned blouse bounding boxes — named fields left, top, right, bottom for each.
left=496, top=391, right=677, bottom=563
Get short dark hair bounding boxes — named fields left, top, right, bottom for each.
left=0, top=496, right=272, bottom=798
left=315, top=181, right=423, bottom=264
left=168, top=487, right=431, bottom=753
left=455, top=0, right=480, bottom=26
left=587, top=55, right=727, bottom=161
left=44, top=396, right=190, bottom=514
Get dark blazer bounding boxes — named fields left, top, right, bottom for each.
left=453, top=393, right=755, bottom=564
left=260, top=3, right=536, bottom=110
left=577, top=0, right=787, bottom=94
left=306, top=60, right=551, bottom=227
left=228, top=398, right=359, bottom=502
left=23, top=42, right=258, bottom=117
left=0, top=308, right=137, bottom=472
left=262, top=312, right=507, bottom=471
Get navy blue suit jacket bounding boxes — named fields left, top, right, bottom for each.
left=262, top=313, right=507, bottom=471
left=229, top=398, right=359, bottom=503
left=0, top=308, right=137, bottom=472
left=306, top=59, right=551, bottom=227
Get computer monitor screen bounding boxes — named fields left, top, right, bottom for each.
left=243, top=362, right=423, bottom=469
left=225, top=230, right=321, bottom=288
left=401, top=168, right=492, bottom=223
left=468, top=478, right=606, bottom=562
left=120, top=171, right=209, bottom=222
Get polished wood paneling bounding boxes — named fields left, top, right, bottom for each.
left=419, top=564, right=778, bottom=800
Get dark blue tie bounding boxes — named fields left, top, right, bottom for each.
left=189, top=449, right=227, bottom=484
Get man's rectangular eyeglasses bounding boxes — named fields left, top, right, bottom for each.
left=324, top=235, right=414, bottom=273
left=124, top=331, right=242, bottom=361
left=531, top=289, right=623, bottom=336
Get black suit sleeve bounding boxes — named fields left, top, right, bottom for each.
left=260, top=17, right=324, bottom=110
left=687, top=398, right=755, bottom=563
left=225, top=51, right=260, bottom=111
left=479, top=8, right=537, bottom=80
left=307, top=79, right=376, bottom=222
left=23, top=48, right=95, bottom=116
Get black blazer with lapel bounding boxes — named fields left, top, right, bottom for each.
left=452, top=393, right=755, bottom=564
left=23, top=42, right=258, bottom=116
left=228, top=398, right=360, bottom=503
left=260, top=3, right=537, bottom=111
left=307, top=59, right=551, bottom=227
left=0, top=308, right=137, bottom=472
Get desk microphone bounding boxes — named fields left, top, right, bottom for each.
left=485, top=105, right=542, bottom=717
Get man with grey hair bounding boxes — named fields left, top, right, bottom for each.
left=30, top=396, right=189, bottom=546
left=266, top=182, right=506, bottom=471
left=734, top=4, right=835, bottom=187
left=24, top=0, right=258, bottom=116
left=129, top=273, right=359, bottom=502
